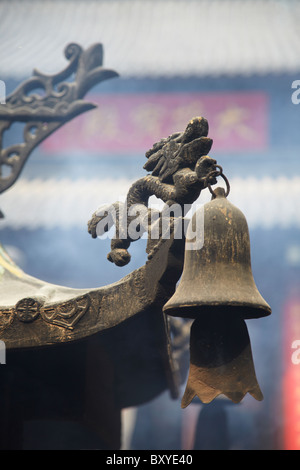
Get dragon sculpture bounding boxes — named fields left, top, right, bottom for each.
left=0, top=43, right=269, bottom=449
left=88, top=116, right=219, bottom=266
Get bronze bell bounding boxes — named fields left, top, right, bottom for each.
left=163, top=186, right=271, bottom=320
left=163, top=185, right=271, bottom=406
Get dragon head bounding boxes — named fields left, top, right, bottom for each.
left=144, top=117, right=213, bottom=183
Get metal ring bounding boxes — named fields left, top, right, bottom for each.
left=214, top=164, right=223, bottom=176
left=207, top=172, right=230, bottom=198
left=205, top=165, right=223, bottom=180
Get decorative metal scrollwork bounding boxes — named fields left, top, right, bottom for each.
left=41, top=294, right=91, bottom=330
left=15, top=298, right=41, bottom=323
left=0, top=43, right=118, bottom=196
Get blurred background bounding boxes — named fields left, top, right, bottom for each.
left=0, top=0, right=300, bottom=450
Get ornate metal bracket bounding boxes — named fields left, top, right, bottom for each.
left=0, top=43, right=270, bottom=415
left=0, top=42, right=217, bottom=353
left=0, top=43, right=190, bottom=407
left=0, top=43, right=118, bottom=197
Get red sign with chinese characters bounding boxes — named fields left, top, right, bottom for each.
left=42, top=92, right=268, bottom=154
left=282, top=299, right=300, bottom=450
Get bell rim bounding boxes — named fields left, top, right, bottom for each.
left=163, top=301, right=272, bottom=320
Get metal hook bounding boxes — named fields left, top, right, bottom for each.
left=206, top=166, right=230, bottom=198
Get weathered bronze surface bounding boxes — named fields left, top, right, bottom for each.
left=163, top=187, right=271, bottom=319
left=181, top=314, right=264, bottom=407
left=0, top=232, right=184, bottom=352
left=163, top=186, right=271, bottom=406
left=88, top=116, right=217, bottom=267
left=0, top=43, right=193, bottom=448
left=0, top=41, right=271, bottom=448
